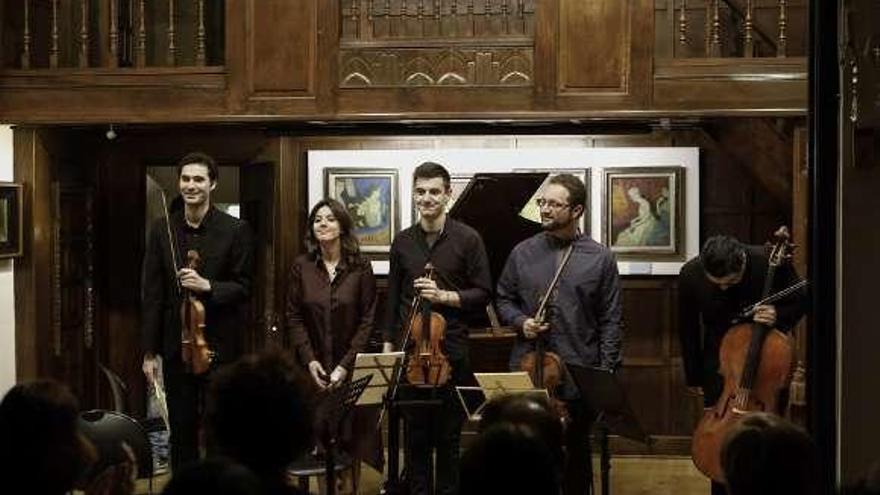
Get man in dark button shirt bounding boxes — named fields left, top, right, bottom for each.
left=497, top=173, right=623, bottom=495
left=678, top=234, right=807, bottom=495
left=382, top=161, right=492, bottom=495
left=141, top=152, right=254, bottom=469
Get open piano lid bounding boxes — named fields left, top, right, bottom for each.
left=448, top=172, right=548, bottom=288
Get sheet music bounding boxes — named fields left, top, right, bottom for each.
left=352, top=352, right=404, bottom=405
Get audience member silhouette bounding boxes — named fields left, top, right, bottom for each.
left=721, top=412, right=819, bottom=495
left=162, top=457, right=262, bottom=495
left=478, top=393, right=565, bottom=469
left=460, top=421, right=561, bottom=495
left=207, top=349, right=314, bottom=495
left=0, top=379, right=97, bottom=494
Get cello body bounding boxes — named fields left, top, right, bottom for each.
left=690, top=225, right=798, bottom=482
left=691, top=323, right=795, bottom=480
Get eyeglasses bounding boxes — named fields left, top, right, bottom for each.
left=535, top=198, right=570, bottom=210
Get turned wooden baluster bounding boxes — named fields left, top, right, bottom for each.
left=501, top=0, right=510, bottom=35
left=21, top=0, right=31, bottom=69
left=743, top=0, right=754, bottom=58
left=777, top=0, right=787, bottom=57
left=50, top=0, right=59, bottom=68
left=167, top=0, right=176, bottom=66
left=109, top=0, right=119, bottom=68
left=708, top=0, right=721, bottom=57
left=136, top=0, right=147, bottom=67
left=679, top=0, right=688, bottom=51
left=79, top=0, right=90, bottom=68
left=196, top=0, right=206, bottom=65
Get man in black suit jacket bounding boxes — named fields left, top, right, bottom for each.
left=141, top=152, right=253, bottom=469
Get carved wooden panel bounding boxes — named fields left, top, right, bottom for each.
left=247, top=0, right=316, bottom=95
left=339, top=45, right=532, bottom=87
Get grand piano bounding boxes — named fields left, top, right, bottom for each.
left=449, top=172, right=549, bottom=371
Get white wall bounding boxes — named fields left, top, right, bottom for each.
left=0, top=125, right=15, bottom=395
left=308, top=148, right=700, bottom=276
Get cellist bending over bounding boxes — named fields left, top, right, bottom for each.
left=141, top=152, right=254, bottom=469
left=496, top=173, right=623, bottom=495
left=678, top=235, right=808, bottom=495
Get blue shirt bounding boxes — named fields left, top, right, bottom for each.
left=496, top=233, right=624, bottom=382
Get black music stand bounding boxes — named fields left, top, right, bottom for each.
left=291, top=374, right=372, bottom=495
left=566, top=365, right=652, bottom=495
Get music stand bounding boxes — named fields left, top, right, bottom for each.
left=566, top=365, right=651, bottom=495
left=315, top=374, right=373, bottom=495
left=455, top=372, right=549, bottom=422
left=352, top=352, right=405, bottom=406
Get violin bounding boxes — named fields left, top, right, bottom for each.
left=180, top=250, right=213, bottom=375
left=405, top=264, right=452, bottom=387
left=691, top=226, right=797, bottom=481
left=519, top=245, right=574, bottom=422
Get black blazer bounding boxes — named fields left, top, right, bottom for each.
left=141, top=206, right=254, bottom=365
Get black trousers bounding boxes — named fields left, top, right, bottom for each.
left=165, top=358, right=209, bottom=470
left=563, top=400, right=596, bottom=495
left=402, top=357, right=470, bottom=495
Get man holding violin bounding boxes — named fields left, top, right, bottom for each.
left=141, top=152, right=254, bottom=470
left=678, top=234, right=807, bottom=495
left=496, top=173, right=623, bottom=495
left=382, top=161, right=492, bottom=495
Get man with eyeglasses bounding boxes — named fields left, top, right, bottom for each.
left=496, top=173, right=623, bottom=495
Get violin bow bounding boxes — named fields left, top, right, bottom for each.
left=158, top=188, right=182, bottom=294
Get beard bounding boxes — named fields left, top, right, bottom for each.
left=541, top=215, right=575, bottom=232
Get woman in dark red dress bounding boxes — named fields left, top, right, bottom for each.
left=286, top=198, right=381, bottom=488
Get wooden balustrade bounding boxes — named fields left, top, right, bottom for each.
left=5, top=0, right=224, bottom=70
left=341, top=0, right=535, bottom=40
left=665, top=0, right=805, bottom=59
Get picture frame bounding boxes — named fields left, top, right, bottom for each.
left=0, top=182, right=24, bottom=258
left=514, top=168, right=591, bottom=235
left=602, top=167, right=684, bottom=260
left=412, top=174, right=473, bottom=222
left=324, top=168, right=399, bottom=254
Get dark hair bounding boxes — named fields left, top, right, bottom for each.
left=305, top=198, right=367, bottom=268
left=547, top=173, right=587, bottom=214
left=177, top=151, right=219, bottom=182
left=0, top=380, right=96, bottom=495
left=460, top=422, right=560, bottom=495
left=701, top=235, right=746, bottom=278
left=721, top=412, right=819, bottom=495
left=161, top=457, right=262, bottom=495
left=207, top=349, right=313, bottom=478
left=412, top=161, right=451, bottom=191
left=479, top=394, right=564, bottom=468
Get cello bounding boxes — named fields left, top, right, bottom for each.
left=404, top=263, right=452, bottom=386
left=691, top=226, right=797, bottom=481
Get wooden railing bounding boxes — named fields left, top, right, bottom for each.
left=4, top=0, right=224, bottom=70
left=658, top=0, right=807, bottom=59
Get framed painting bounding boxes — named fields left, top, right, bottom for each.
left=324, top=168, right=399, bottom=253
left=0, top=183, right=23, bottom=258
left=514, top=168, right=591, bottom=235
left=412, top=174, right=472, bottom=222
left=602, top=167, right=684, bottom=260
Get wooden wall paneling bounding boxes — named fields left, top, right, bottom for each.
left=653, top=58, right=808, bottom=112
left=13, top=128, right=54, bottom=381
left=225, top=0, right=247, bottom=113
left=619, top=277, right=675, bottom=435
left=555, top=0, right=652, bottom=109
left=245, top=0, right=319, bottom=114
